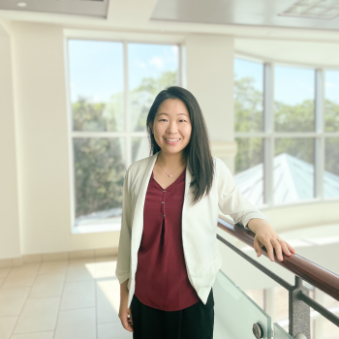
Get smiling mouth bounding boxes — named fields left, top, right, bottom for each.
left=165, top=138, right=181, bottom=141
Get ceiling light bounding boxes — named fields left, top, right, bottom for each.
left=17, top=2, right=27, bottom=7
left=279, top=0, right=339, bottom=19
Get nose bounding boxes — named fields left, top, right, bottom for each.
left=167, top=120, right=178, bottom=134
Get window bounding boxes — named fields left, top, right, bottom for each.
left=234, top=58, right=264, bottom=207
left=67, top=39, right=180, bottom=231
left=324, top=70, right=339, bottom=199
left=234, top=57, right=339, bottom=207
left=274, top=66, right=315, bottom=204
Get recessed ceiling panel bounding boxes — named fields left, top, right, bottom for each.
left=151, top=0, right=339, bottom=30
left=0, top=0, right=108, bottom=18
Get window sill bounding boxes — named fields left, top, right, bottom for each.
left=72, top=223, right=121, bottom=235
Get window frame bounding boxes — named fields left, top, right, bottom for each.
left=64, top=37, right=183, bottom=233
left=234, top=54, right=339, bottom=208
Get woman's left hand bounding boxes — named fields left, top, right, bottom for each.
left=248, top=219, right=296, bottom=262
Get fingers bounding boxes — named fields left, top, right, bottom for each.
left=271, top=239, right=283, bottom=261
left=279, top=239, right=292, bottom=257
left=265, top=239, right=275, bottom=262
left=119, top=309, right=134, bottom=333
left=128, top=308, right=133, bottom=326
left=262, top=238, right=295, bottom=262
left=253, top=237, right=262, bottom=257
left=286, top=241, right=296, bottom=254
left=123, top=317, right=133, bottom=332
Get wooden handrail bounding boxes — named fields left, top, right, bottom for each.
left=217, top=216, right=339, bottom=302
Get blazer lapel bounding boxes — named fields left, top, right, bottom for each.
left=184, top=164, right=193, bottom=199
left=130, top=151, right=160, bottom=256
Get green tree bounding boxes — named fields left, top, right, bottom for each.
left=130, top=70, right=178, bottom=131
left=234, top=77, right=263, bottom=132
left=235, top=77, right=339, bottom=176
left=72, top=70, right=177, bottom=219
left=325, top=99, right=339, bottom=132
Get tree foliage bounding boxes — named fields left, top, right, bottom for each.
left=71, top=70, right=338, bottom=219
left=72, top=71, right=177, bottom=219
left=235, top=76, right=339, bottom=176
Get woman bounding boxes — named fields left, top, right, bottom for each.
left=116, top=86, right=295, bottom=339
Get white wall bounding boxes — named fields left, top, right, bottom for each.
left=185, top=33, right=237, bottom=172
left=0, top=23, right=239, bottom=260
left=0, top=23, right=21, bottom=259
left=1, top=21, right=122, bottom=258
left=1, top=21, right=338, bottom=269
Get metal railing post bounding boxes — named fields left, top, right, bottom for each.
left=289, top=276, right=310, bottom=339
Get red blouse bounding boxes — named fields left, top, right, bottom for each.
left=134, top=167, right=200, bottom=311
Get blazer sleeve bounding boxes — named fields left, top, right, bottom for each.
left=215, top=158, right=269, bottom=230
left=115, top=167, right=132, bottom=285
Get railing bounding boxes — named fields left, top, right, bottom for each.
left=215, top=215, right=339, bottom=339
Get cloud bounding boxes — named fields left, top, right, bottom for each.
left=171, top=45, right=179, bottom=56
left=134, top=60, right=146, bottom=69
left=325, top=82, right=338, bottom=88
left=149, top=56, right=164, bottom=69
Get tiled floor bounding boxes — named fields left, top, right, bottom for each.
left=0, top=256, right=133, bottom=339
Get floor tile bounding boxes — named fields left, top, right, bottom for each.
left=0, top=316, right=17, bottom=339
left=28, top=274, right=65, bottom=299
left=54, top=308, right=96, bottom=339
left=93, top=260, right=117, bottom=279
left=98, top=322, right=133, bottom=339
left=0, top=259, right=12, bottom=269
left=42, top=252, right=68, bottom=262
left=38, top=261, right=68, bottom=276
left=10, top=331, right=54, bottom=339
left=96, top=279, right=120, bottom=324
left=0, top=267, right=11, bottom=278
left=69, top=250, right=94, bottom=260
left=65, top=261, right=96, bottom=282
left=13, top=297, right=59, bottom=334
left=94, top=248, right=117, bottom=258
left=0, top=287, right=30, bottom=316
left=60, top=280, right=95, bottom=310
left=2, top=265, right=40, bottom=289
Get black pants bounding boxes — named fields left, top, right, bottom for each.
left=130, top=288, right=214, bottom=339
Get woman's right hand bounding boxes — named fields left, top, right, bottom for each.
left=118, top=280, right=133, bottom=332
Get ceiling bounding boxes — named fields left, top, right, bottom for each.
left=0, top=0, right=108, bottom=18
left=151, top=0, right=339, bottom=31
left=1, top=0, right=339, bottom=67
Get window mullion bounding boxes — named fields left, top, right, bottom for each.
left=315, top=68, right=324, bottom=199
left=263, top=62, right=274, bottom=207
left=124, top=40, right=131, bottom=169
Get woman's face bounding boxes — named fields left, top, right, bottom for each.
left=150, top=98, right=192, bottom=156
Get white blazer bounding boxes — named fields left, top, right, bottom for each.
left=115, top=151, right=268, bottom=309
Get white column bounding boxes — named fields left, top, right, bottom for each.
left=184, top=34, right=236, bottom=172
left=0, top=21, right=21, bottom=263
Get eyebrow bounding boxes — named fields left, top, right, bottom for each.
left=156, top=112, right=189, bottom=116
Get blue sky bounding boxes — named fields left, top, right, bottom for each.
left=68, top=40, right=178, bottom=103
left=235, top=58, right=339, bottom=105
left=68, top=41, right=338, bottom=106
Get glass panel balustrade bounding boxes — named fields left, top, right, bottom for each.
left=213, top=270, right=272, bottom=339
left=274, top=323, right=294, bottom=339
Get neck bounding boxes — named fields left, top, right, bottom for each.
left=157, top=150, right=186, bottom=170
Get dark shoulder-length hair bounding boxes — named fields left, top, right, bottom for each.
left=146, top=86, right=215, bottom=205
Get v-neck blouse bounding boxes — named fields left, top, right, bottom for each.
left=134, top=167, right=200, bottom=311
